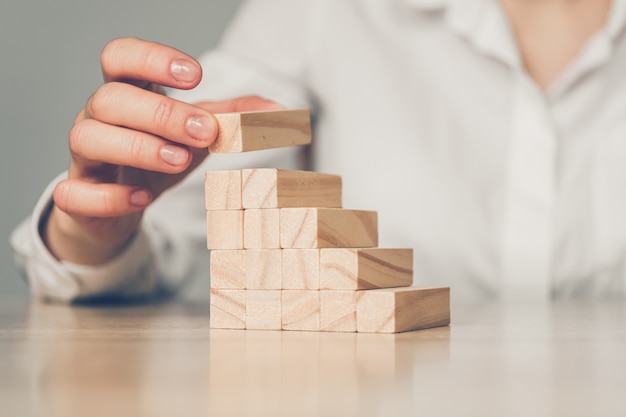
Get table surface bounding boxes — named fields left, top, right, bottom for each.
left=1, top=298, right=625, bottom=417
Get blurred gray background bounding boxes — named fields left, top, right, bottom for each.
left=0, top=0, right=242, bottom=298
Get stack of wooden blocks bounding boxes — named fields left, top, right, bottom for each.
left=206, top=109, right=450, bottom=333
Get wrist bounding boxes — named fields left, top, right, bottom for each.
left=43, top=206, right=137, bottom=265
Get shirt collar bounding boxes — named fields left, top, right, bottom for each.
left=397, top=0, right=448, bottom=11
left=447, top=0, right=521, bottom=68
left=606, top=0, right=626, bottom=42
left=401, top=0, right=626, bottom=96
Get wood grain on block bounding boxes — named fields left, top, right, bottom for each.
left=204, top=170, right=242, bottom=210
left=244, top=209, right=280, bottom=249
left=245, top=249, right=282, bottom=290
left=210, top=250, right=246, bottom=289
left=320, top=248, right=413, bottom=290
left=282, top=249, right=320, bottom=290
left=246, top=290, right=282, bottom=330
left=206, top=210, right=244, bottom=249
left=282, top=290, right=320, bottom=331
left=209, top=109, right=311, bottom=153
left=280, top=208, right=378, bottom=249
left=242, top=169, right=342, bottom=209
left=356, top=287, right=450, bottom=333
left=210, top=289, right=245, bottom=329
left=320, top=291, right=356, bottom=332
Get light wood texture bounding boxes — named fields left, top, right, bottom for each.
left=206, top=210, right=244, bottom=250
left=282, top=290, right=320, bottom=331
left=246, top=290, right=282, bottom=330
left=209, top=109, right=311, bottom=153
left=245, top=249, right=282, bottom=290
left=4, top=299, right=626, bottom=416
left=244, top=209, right=281, bottom=249
left=320, top=248, right=413, bottom=290
left=204, top=170, right=242, bottom=210
left=282, top=249, right=320, bottom=290
left=280, top=208, right=378, bottom=249
left=320, top=290, right=357, bottom=332
left=209, top=289, right=246, bottom=329
left=210, top=250, right=246, bottom=289
left=356, top=287, right=450, bottom=333
left=242, top=169, right=342, bottom=209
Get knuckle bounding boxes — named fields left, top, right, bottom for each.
left=100, top=38, right=123, bottom=68
left=88, top=84, right=116, bottom=119
left=124, top=133, right=147, bottom=161
left=68, top=121, right=88, bottom=155
left=97, top=189, right=113, bottom=214
left=140, top=42, right=160, bottom=70
left=152, top=98, right=175, bottom=130
left=53, top=182, right=73, bottom=212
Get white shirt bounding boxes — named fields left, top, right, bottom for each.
left=11, top=0, right=626, bottom=302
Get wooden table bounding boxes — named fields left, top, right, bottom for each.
left=1, top=298, right=625, bottom=417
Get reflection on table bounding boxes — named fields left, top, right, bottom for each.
left=1, top=299, right=625, bottom=417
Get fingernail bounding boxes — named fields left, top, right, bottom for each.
left=266, top=103, right=286, bottom=110
left=160, top=144, right=189, bottom=166
left=130, top=189, right=152, bottom=207
left=171, top=59, right=199, bottom=83
left=186, top=115, right=215, bottom=142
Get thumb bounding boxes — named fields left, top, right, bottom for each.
left=194, top=95, right=285, bottom=114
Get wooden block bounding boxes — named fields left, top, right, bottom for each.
left=282, top=290, right=320, bottom=331
left=280, top=208, right=378, bottom=249
left=246, top=290, right=282, bottom=330
left=244, top=209, right=280, bottom=249
left=204, top=170, right=242, bottom=210
left=206, top=210, right=243, bottom=249
left=320, top=248, right=413, bottom=290
left=320, top=291, right=357, bottom=332
left=356, top=287, right=450, bottom=333
left=282, top=249, right=320, bottom=290
left=245, top=249, right=282, bottom=290
left=209, top=109, right=311, bottom=153
left=210, top=289, right=246, bottom=329
left=210, top=250, right=246, bottom=289
left=242, top=169, right=342, bottom=209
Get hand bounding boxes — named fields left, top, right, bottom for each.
left=44, top=37, right=281, bottom=265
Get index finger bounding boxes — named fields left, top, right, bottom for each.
left=101, top=37, right=202, bottom=90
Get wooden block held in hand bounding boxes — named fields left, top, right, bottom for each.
left=207, top=210, right=244, bottom=249
left=209, top=109, right=311, bottom=153
left=356, top=287, right=450, bottom=333
left=210, top=289, right=246, bottom=329
left=245, top=249, right=282, bottom=290
left=282, top=290, right=320, bottom=331
left=210, top=250, right=246, bottom=289
left=282, top=249, right=320, bottom=290
left=242, top=169, right=342, bottom=209
left=280, top=208, right=378, bottom=249
left=244, top=209, right=281, bottom=249
left=246, top=290, right=282, bottom=330
left=204, top=170, right=242, bottom=210
left=320, top=248, right=413, bottom=290
left=320, top=291, right=356, bottom=332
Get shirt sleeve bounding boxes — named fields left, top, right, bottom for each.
left=10, top=172, right=163, bottom=302
left=10, top=0, right=316, bottom=303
